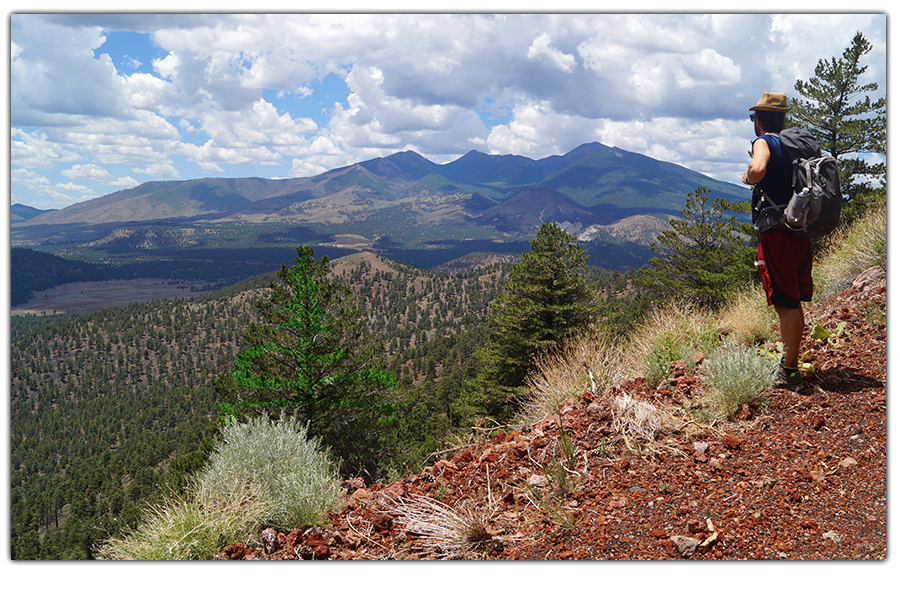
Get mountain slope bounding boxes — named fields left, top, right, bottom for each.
left=13, top=142, right=747, bottom=231
left=477, top=187, right=601, bottom=235
left=220, top=273, right=887, bottom=561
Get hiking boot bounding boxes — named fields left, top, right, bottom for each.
left=776, top=364, right=803, bottom=388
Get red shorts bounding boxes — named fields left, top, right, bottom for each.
left=756, top=229, right=813, bottom=309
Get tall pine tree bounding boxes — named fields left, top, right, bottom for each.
left=212, top=246, right=397, bottom=476
left=637, top=187, right=756, bottom=309
left=788, top=31, right=886, bottom=222
left=474, top=222, right=602, bottom=418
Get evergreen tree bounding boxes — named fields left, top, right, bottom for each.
left=212, top=246, right=397, bottom=477
left=637, top=187, right=756, bottom=309
left=475, top=223, right=602, bottom=417
left=788, top=31, right=886, bottom=222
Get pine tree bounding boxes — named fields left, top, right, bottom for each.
left=212, top=246, right=397, bottom=476
left=637, top=187, right=756, bottom=309
left=475, top=223, right=602, bottom=416
left=788, top=31, right=886, bottom=221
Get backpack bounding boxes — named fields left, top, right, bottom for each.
left=754, top=128, right=842, bottom=238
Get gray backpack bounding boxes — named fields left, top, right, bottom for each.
left=756, top=128, right=842, bottom=238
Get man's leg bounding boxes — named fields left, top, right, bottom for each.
left=775, top=304, right=805, bottom=367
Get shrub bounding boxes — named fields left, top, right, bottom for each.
left=193, top=414, right=342, bottom=532
left=96, top=415, right=342, bottom=559
left=815, top=204, right=886, bottom=298
left=700, top=339, right=778, bottom=419
left=96, top=483, right=266, bottom=560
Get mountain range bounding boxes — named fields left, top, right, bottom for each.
left=11, top=142, right=749, bottom=272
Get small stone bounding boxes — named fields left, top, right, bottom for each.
left=670, top=535, right=701, bottom=557
left=693, top=441, right=709, bottom=453
left=261, top=527, right=278, bottom=555
left=686, top=518, right=705, bottom=533
left=721, top=435, right=744, bottom=450
left=798, top=518, right=819, bottom=530
left=528, top=474, right=549, bottom=488
left=586, top=402, right=604, bottom=416
left=852, top=266, right=886, bottom=292
left=838, top=457, right=858, bottom=468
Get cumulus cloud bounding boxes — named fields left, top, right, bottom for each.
left=527, top=33, right=577, bottom=72
left=8, top=13, right=886, bottom=210
left=62, top=163, right=115, bottom=181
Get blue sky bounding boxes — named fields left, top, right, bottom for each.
left=8, top=11, right=887, bottom=211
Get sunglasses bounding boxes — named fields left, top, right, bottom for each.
left=749, top=114, right=758, bottom=122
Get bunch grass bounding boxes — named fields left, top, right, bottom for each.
left=717, top=283, right=778, bottom=346
left=96, top=482, right=266, bottom=560
left=624, top=302, right=720, bottom=387
left=519, top=326, right=623, bottom=426
left=387, top=495, right=495, bottom=559
left=815, top=204, right=886, bottom=298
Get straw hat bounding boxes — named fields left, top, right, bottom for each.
left=749, top=92, right=790, bottom=112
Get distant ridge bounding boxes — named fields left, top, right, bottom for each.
left=13, top=142, right=747, bottom=230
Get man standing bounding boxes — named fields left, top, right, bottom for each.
left=742, top=92, right=813, bottom=388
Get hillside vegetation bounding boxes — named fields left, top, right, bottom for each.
left=97, top=203, right=885, bottom=561
left=9, top=246, right=634, bottom=559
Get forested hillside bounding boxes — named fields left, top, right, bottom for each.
left=9, top=249, right=636, bottom=559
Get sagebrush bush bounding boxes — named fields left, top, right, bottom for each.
left=815, top=205, right=886, bottom=298
left=701, top=339, right=778, bottom=419
left=95, top=483, right=266, bottom=560
left=96, top=415, right=342, bottom=559
left=193, top=414, right=342, bottom=531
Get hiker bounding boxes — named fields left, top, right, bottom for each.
left=742, top=92, right=812, bottom=388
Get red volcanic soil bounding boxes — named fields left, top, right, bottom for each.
left=220, top=271, right=888, bottom=576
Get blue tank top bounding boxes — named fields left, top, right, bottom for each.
left=754, top=134, right=793, bottom=206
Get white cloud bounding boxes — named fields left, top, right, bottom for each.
left=527, top=33, right=576, bottom=73
left=62, top=163, right=114, bottom=181
left=133, top=163, right=181, bottom=179
left=10, top=128, right=82, bottom=168
left=8, top=13, right=886, bottom=210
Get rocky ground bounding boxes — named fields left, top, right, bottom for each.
left=219, top=269, right=887, bottom=563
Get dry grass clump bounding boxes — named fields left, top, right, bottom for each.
left=717, top=284, right=777, bottom=346
left=519, top=327, right=624, bottom=426
left=95, top=482, right=266, bottom=560
left=815, top=205, right=887, bottom=298
left=623, top=301, right=719, bottom=387
left=387, top=495, right=496, bottom=559
left=610, top=392, right=666, bottom=442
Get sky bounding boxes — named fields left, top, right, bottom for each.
left=8, top=11, right=888, bottom=211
